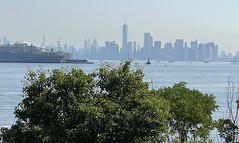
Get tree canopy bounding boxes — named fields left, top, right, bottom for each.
left=1, top=61, right=218, bottom=143
left=1, top=61, right=171, bottom=143
left=158, top=82, right=218, bottom=142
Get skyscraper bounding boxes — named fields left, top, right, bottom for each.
left=41, top=35, right=45, bottom=48
left=84, top=38, right=88, bottom=49
left=174, top=39, right=184, bottom=61
left=143, top=33, right=153, bottom=58
left=3, top=36, right=9, bottom=46
left=122, top=21, right=128, bottom=51
left=143, top=33, right=153, bottom=49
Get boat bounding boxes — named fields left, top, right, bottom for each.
left=63, top=47, right=93, bottom=64
left=145, top=58, right=151, bottom=65
left=65, top=59, right=93, bottom=64
left=0, top=41, right=66, bottom=63
left=203, top=59, right=210, bottom=63
left=230, top=61, right=239, bottom=64
left=168, top=60, right=174, bottom=63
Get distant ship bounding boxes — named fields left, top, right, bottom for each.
left=168, top=60, right=174, bottom=63
left=63, top=47, right=93, bottom=64
left=0, top=41, right=66, bottom=63
left=65, top=59, right=93, bottom=64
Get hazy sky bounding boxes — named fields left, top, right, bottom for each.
left=0, top=0, right=239, bottom=53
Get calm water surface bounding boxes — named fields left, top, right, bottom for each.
left=0, top=61, right=238, bottom=132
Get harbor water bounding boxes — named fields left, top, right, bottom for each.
left=0, top=60, right=238, bottom=139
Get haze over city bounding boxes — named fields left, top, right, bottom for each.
left=0, top=0, right=239, bottom=54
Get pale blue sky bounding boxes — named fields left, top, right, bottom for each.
left=0, top=0, right=239, bottom=53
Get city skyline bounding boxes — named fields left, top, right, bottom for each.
left=44, top=22, right=219, bottom=62
left=0, top=0, right=239, bottom=53
left=0, top=22, right=233, bottom=62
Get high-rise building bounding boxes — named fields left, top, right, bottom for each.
left=198, top=43, right=206, bottom=60
left=143, top=33, right=153, bottom=58
left=153, top=41, right=161, bottom=59
left=205, top=42, right=218, bottom=61
left=183, top=42, right=189, bottom=60
left=84, top=38, right=88, bottom=49
left=191, top=40, right=198, bottom=49
left=88, top=38, right=91, bottom=49
left=105, top=41, right=120, bottom=59
left=189, top=40, right=198, bottom=61
left=3, top=36, right=9, bottom=46
left=92, top=38, right=97, bottom=48
left=144, top=33, right=153, bottom=49
left=122, top=21, right=128, bottom=51
left=163, top=43, right=173, bottom=60
left=41, top=35, right=45, bottom=48
left=91, top=38, right=98, bottom=53
left=174, top=39, right=184, bottom=61
left=133, top=41, right=137, bottom=53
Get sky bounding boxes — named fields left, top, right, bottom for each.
left=0, top=0, right=239, bottom=54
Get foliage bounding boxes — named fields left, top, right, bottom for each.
left=217, top=77, right=239, bottom=143
left=158, top=82, right=218, bottom=143
left=217, top=118, right=238, bottom=143
left=1, top=60, right=171, bottom=143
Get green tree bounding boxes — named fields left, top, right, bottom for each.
left=1, top=60, right=171, bottom=143
left=158, top=82, right=218, bottom=143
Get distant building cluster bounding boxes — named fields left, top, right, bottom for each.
left=80, top=23, right=219, bottom=62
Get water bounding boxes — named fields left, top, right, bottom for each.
left=0, top=61, right=238, bottom=138
left=0, top=62, right=99, bottom=127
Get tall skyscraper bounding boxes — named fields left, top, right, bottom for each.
left=189, top=40, right=198, bottom=60
left=91, top=38, right=98, bottom=53
left=3, top=36, right=9, bottom=46
left=174, top=39, right=184, bottom=61
left=163, top=43, right=173, bottom=60
left=143, top=33, right=153, bottom=58
left=144, top=33, right=153, bottom=49
left=122, top=21, right=128, bottom=51
left=41, top=35, right=45, bottom=48
left=84, top=38, right=88, bottom=49
left=92, top=38, right=97, bottom=48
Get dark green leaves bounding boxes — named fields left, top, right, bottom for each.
left=2, top=61, right=171, bottom=143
